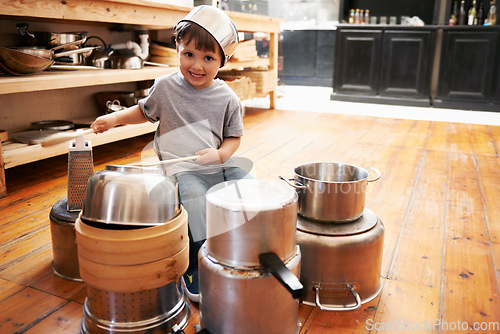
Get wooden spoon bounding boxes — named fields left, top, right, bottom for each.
left=41, top=128, right=94, bottom=147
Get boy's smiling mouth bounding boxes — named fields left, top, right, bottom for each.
left=190, top=72, right=205, bottom=78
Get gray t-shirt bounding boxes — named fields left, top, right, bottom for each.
left=138, top=72, right=244, bottom=175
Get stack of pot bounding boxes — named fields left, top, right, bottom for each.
left=75, top=165, right=190, bottom=334
left=200, top=179, right=303, bottom=334
left=281, top=162, right=385, bottom=311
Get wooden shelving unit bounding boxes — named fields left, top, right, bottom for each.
left=0, top=0, right=283, bottom=196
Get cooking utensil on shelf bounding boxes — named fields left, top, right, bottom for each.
left=31, top=120, right=74, bottom=131
left=12, top=130, right=61, bottom=145
left=0, top=41, right=98, bottom=75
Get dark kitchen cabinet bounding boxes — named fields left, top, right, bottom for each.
left=332, top=26, right=436, bottom=106
left=434, top=27, right=500, bottom=111
left=282, top=30, right=336, bottom=87
left=333, top=29, right=382, bottom=95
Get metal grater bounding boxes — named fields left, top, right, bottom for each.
left=67, top=131, right=94, bottom=212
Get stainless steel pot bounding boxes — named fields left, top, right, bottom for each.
left=81, top=165, right=180, bottom=227
left=178, top=5, right=238, bottom=66
left=281, top=162, right=381, bottom=222
left=296, top=208, right=384, bottom=311
left=201, top=179, right=303, bottom=333
left=206, top=179, right=298, bottom=267
left=199, top=244, right=302, bottom=334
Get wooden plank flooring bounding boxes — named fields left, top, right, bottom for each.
left=1, top=107, right=500, bottom=333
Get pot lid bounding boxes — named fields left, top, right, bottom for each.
left=207, top=179, right=297, bottom=212
left=297, top=208, right=378, bottom=236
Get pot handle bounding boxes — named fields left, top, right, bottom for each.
left=366, top=167, right=381, bottom=182
left=55, top=46, right=99, bottom=58
left=259, top=252, right=303, bottom=299
left=313, top=283, right=361, bottom=311
left=279, top=176, right=307, bottom=189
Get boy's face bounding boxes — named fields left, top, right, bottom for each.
left=177, top=39, right=223, bottom=90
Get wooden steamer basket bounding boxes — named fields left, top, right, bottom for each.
left=76, top=207, right=189, bottom=334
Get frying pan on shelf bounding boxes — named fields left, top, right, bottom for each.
left=0, top=40, right=97, bottom=75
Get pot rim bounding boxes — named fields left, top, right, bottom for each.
left=293, top=161, right=370, bottom=184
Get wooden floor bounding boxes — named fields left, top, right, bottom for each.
left=1, top=107, right=500, bottom=333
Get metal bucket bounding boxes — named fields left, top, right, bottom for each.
left=49, top=198, right=82, bottom=282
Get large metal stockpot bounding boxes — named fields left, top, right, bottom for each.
left=296, top=208, right=384, bottom=311
left=201, top=179, right=303, bottom=334
left=281, top=162, right=381, bottom=222
left=199, top=244, right=302, bottom=334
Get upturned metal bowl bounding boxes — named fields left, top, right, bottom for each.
left=81, top=165, right=180, bottom=227
left=178, top=5, right=238, bottom=66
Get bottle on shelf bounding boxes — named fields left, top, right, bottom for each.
left=468, top=0, right=477, bottom=25
left=476, top=1, right=484, bottom=24
left=449, top=0, right=458, bottom=25
left=348, top=9, right=355, bottom=23
left=365, top=9, right=370, bottom=24
left=354, top=9, right=360, bottom=24
left=458, top=0, right=467, bottom=24
left=485, top=0, right=497, bottom=25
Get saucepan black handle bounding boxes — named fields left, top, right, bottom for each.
left=259, top=252, right=303, bottom=299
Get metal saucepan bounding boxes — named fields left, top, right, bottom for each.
left=17, top=23, right=87, bottom=47
left=280, top=162, right=381, bottom=223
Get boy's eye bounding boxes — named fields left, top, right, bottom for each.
left=204, top=56, right=214, bottom=61
left=184, top=52, right=193, bottom=57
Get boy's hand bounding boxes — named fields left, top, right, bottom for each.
left=91, top=114, right=118, bottom=133
left=195, top=148, right=222, bottom=165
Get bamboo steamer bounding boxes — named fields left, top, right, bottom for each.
left=75, top=207, right=188, bottom=265
left=75, top=206, right=189, bottom=292
left=78, top=243, right=188, bottom=292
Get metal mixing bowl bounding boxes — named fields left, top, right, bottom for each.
left=81, top=165, right=180, bottom=227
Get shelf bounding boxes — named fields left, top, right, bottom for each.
left=0, top=0, right=282, bottom=33
left=0, top=66, right=177, bottom=95
left=2, top=122, right=158, bottom=169
left=0, top=57, right=271, bottom=95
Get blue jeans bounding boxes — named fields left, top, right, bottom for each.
left=175, top=167, right=252, bottom=268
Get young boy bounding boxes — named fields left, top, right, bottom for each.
left=91, top=6, right=250, bottom=302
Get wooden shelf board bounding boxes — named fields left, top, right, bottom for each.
left=3, top=122, right=158, bottom=169
left=0, top=57, right=271, bottom=95
left=0, top=0, right=283, bottom=32
left=0, top=66, right=178, bottom=95
left=224, top=57, right=271, bottom=70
